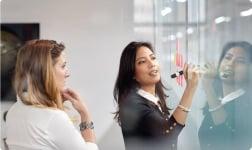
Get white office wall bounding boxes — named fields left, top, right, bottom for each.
left=1, top=0, right=135, bottom=149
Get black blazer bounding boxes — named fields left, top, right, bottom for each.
left=119, top=89, right=184, bottom=150
left=198, top=94, right=252, bottom=150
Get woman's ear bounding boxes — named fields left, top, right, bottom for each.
left=133, top=76, right=140, bottom=82
left=22, top=77, right=28, bottom=92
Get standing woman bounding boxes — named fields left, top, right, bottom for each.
left=6, top=40, right=98, bottom=150
left=198, top=41, right=252, bottom=150
left=113, top=41, right=200, bottom=150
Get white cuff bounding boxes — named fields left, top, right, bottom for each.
left=86, top=142, right=99, bottom=150
left=208, top=104, right=223, bottom=112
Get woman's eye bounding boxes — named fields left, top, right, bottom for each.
left=151, top=56, right=156, bottom=60
left=224, top=56, right=232, bottom=60
left=62, top=65, right=66, bottom=68
left=138, top=60, right=145, bottom=64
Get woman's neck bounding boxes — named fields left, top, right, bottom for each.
left=140, top=85, right=156, bottom=95
left=222, top=83, right=240, bottom=97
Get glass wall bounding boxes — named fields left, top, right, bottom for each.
left=134, top=0, right=252, bottom=149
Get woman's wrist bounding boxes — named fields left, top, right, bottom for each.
left=79, top=111, right=92, bottom=122
left=178, top=104, right=191, bottom=112
left=185, top=84, right=197, bottom=92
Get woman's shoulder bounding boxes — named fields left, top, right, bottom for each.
left=121, top=89, right=156, bottom=114
left=7, top=100, right=68, bottom=122
left=123, top=89, right=146, bottom=105
left=36, top=107, right=70, bottom=123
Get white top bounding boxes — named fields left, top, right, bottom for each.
left=137, top=89, right=162, bottom=111
left=218, top=88, right=245, bottom=104
left=6, top=100, right=98, bottom=150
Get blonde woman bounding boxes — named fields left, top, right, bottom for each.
left=6, top=40, right=98, bottom=150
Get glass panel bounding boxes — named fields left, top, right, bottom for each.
left=134, top=0, right=252, bottom=149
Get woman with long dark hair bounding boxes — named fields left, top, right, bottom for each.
left=113, top=41, right=200, bottom=150
left=199, top=41, right=252, bottom=150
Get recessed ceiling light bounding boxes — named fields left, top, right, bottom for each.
left=161, top=7, right=172, bottom=16
left=187, top=28, right=194, bottom=34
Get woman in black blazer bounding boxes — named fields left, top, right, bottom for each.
left=113, top=41, right=200, bottom=150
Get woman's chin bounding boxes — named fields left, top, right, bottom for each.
left=153, top=76, right=161, bottom=83
left=150, top=78, right=160, bottom=84
left=59, top=86, right=66, bottom=92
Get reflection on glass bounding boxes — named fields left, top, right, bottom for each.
left=134, top=0, right=252, bottom=149
left=199, top=41, right=252, bottom=150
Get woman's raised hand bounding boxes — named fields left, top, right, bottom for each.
left=61, top=88, right=90, bottom=119
left=183, top=63, right=200, bottom=88
left=201, top=62, right=218, bottom=88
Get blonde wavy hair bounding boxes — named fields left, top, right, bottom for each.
left=14, top=39, right=65, bottom=110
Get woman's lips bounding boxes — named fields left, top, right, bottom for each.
left=220, top=69, right=234, bottom=78
left=149, top=70, right=158, bottom=76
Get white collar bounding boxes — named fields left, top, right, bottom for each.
left=137, top=89, right=159, bottom=105
left=219, top=89, right=245, bottom=104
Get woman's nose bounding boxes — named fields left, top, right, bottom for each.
left=66, top=73, right=70, bottom=78
left=148, top=60, right=156, bottom=68
left=65, top=69, right=70, bottom=78
left=225, top=59, right=235, bottom=66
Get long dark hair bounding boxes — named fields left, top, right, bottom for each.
left=113, top=41, right=169, bottom=123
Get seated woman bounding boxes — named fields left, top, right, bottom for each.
left=113, top=41, right=200, bottom=150
left=199, top=41, right=252, bottom=150
left=6, top=40, right=98, bottom=150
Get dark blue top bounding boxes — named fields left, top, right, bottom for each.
left=119, top=89, right=184, bottom=150
left=198, top=94, right=252, bottom=150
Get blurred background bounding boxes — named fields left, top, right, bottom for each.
left=1, top=0, right=252, bottom=149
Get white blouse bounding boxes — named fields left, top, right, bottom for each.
left=219, top=89, right=245, bottom=104
left=6, top=100, right=98, bottom=150
left=137, top=88, right=162, bottom=111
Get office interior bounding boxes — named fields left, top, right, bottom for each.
left=1, top=0, right=252, bottom=149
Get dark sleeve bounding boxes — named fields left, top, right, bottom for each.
left=140, top=104, right=184, bottom=138
left=199, top=98, right=252, bottom=150
left=200, top=110, right=232, bottom=135
left=200, top=102, right=237, bottom=134
left=198, top=106, right=233, bottom=149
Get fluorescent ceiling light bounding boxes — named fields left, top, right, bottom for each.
left=250, top=0, right=252, bottom=3
left=240, top=8, right=252, bottom=17
left=215, top=16, right=231, bottom=24
left=215, top=17, right=225, bottom=24
left=176, top=0, right=187, bottom=2
left=161, top=7, right=172, bottom=16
